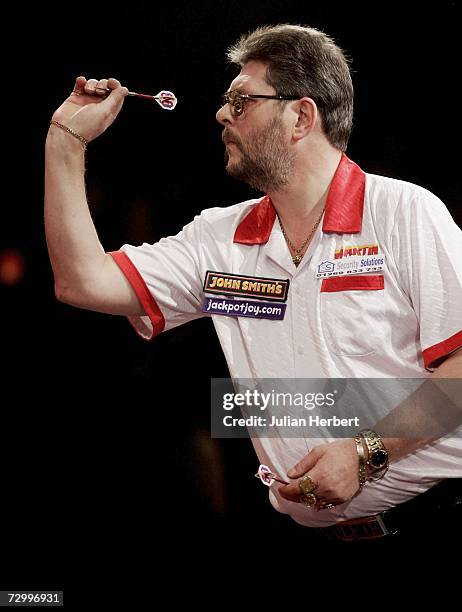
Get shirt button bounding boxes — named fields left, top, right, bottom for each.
left=297, top=346, right=304, bottom=355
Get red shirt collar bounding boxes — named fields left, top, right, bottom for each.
left=233, top=153, right=366, bottom=244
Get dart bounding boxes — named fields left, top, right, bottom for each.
left=93, top=86, right=178, bottom=110
left=127, top=89, right=177, bottom=110
left=255, top=464, right=289, bottom=487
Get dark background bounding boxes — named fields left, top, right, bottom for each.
left=1, top=0, right=460, bottom=586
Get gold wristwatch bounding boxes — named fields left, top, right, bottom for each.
left=359, top=429, right=389, bottom=474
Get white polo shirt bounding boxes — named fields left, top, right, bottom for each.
left=109, top=154, right=462, bottom=527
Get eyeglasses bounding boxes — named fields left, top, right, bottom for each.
left=221, top=90, right=300, bottom=117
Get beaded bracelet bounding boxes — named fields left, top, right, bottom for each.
left=50, top=120, right=88, bottom=149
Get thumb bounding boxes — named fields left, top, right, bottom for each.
left=104, top=78, right=129, bottom=114
left=287, top=446, right=323, bottom=478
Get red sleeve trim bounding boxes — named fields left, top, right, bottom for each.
left=108, top=250, right=165, bottom=338
left=321, top=275, right=384, bottom=292
left=422, top=330, right=462, bottom=370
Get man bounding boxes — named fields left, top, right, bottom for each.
left=45, top=24, right=462, bottom=541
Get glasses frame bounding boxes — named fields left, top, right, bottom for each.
left=221, top=90, right=300, bottom=117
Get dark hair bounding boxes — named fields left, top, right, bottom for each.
left=227, top=24, right=354, bottom=151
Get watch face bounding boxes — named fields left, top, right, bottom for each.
left=370, top=449, right=388, bottom=469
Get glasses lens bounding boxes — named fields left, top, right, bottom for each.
left=232, top=95, right=244, bottom=116
left=222, top=92, right=244, bottom=116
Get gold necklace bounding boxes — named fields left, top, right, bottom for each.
left=279, top=207, right=325, bottom=266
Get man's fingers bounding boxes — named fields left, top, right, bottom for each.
left=108, top=78, right=129, bottom=99
left=107, top=77, right=122, bottom=90
left=278, top=466, right=321, bottom=502
left=104, top=79, right=129, bottom=116
left=72, top=76, right=128, bottom=101
left=84, top=78, right=99, bottom=95
left=72, top=76, right=87, bottom=95
left=315, top=498, right=344, bottom=511
left=278, top=483, right=303, bottom=502
left=95, top=78, right=109, bottom=96
left=95, top=77, right=129, bottom=101
left=287, top=446, right=321, bottom=478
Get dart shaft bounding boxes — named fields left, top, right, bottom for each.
left=272, top=476, right=290, bottom=485
left=127, top=92, right=152, bottom=99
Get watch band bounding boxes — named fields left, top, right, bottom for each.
left=354, top=435, right=367, bottom=491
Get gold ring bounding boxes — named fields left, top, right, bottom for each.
left=298, top=474, right=317, bottom=495
left=318, top=501, right=335, bottom=510
left=300, top=493, right=317, bottom=507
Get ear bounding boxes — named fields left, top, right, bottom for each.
left=292, top=97, right=318, bottom=141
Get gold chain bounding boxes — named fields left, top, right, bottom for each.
left=50, top=120, right=88, bottom=149
left=279, top=206, right=325, bottom=266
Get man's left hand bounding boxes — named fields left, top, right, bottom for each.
left=278, top=439, right=360, bottom=509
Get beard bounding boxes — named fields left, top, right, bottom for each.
left=223, top=115, right=295, bottom=193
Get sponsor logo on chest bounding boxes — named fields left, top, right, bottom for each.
left=202, top=271, right=289, bottom=320
left=334, top=244, right=379, bottom=259
left=315, top=244, right=386, bottom=278
left=203, top=270, right=289, bottom=301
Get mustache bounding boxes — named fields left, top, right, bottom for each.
left=222, top=130, right=243, bottom=148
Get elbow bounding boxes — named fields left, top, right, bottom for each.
left=54, top=281, right=94, bottom=310
left=55, top=283, right=68, bottom=304
left=54, top=282, right=73, bottom=304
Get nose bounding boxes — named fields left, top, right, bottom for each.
left=216, top=101, right=233, bottom=126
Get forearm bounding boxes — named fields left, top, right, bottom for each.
left=45, top=127, right=107, bottom=300
left=377, top=350, right=462, bottom=463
